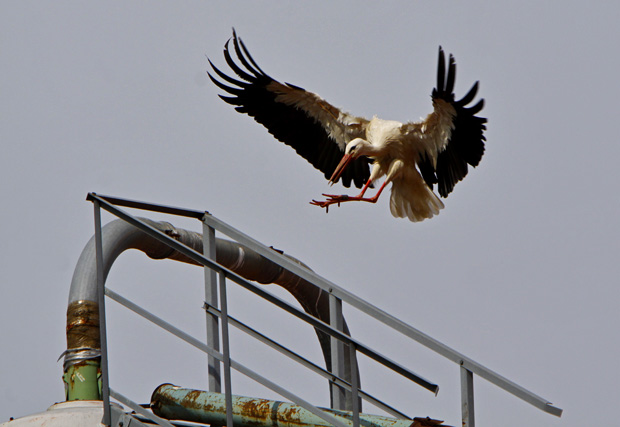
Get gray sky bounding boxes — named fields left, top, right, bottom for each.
left=1, top=2, right=618, bottom=426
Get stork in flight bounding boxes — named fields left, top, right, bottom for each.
left=208, top=30, right=486, bottom=222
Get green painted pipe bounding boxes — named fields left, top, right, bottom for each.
left=151, top=384, right=441, bottom=427
left=63, top=361, right=101, bottom=401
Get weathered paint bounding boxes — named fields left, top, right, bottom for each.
left=151, top=384, right=446, bottom=427
left=64, top=299, right=102, bottom=401
left=63, top=361, right=101, bottom=401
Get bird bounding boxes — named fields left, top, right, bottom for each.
left=208, top=30, right=486, bottom=222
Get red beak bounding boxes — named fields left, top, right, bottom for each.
left=329, top=154, right=354, bottom=185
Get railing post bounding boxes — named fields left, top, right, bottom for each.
left=329, top=292, right=346, bottom=410
left=94, top=201, right=111, bottom=426
left=218, top=271, right=234, bottom=427
left=349, top=342, right=360, bottom=427
left=203, top=217, right=221, bottom=393
left=461, top=365, right=475, bottom=427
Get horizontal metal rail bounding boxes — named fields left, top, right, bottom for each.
left=89, top=193, right=562, bottom=417
left=204, top=303, right=409, bottom=419
left=90, top=193, right=206, bottom=219
left=105, top=288, right=350, bottom=427
left=90, top=193, right=438, bottom=394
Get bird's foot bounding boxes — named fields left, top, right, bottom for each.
left=310, top=194, right=351, bottom=213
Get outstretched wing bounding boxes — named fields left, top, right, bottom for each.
left=413, top=47, right=487, bottom=197
left=208, top=30, right=371, bottom=188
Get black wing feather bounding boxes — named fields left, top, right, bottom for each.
left=423, top=47, right=487, bottom=197
left=208, top=31, right=370, bottom=188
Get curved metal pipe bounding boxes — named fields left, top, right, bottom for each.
left=65, top=218, right=357, bottom=408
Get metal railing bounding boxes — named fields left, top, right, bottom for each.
left=87, top=193, right=562, bottom=427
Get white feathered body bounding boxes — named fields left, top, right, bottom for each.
left=360, top=102, right=455, bottom=221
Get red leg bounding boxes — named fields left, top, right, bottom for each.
left=320, top=178, right=373, bottom=200
left=310, top=179, right=389, bottom=211
left=356, top=178, right=373, bottom=198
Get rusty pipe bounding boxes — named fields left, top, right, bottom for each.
left=151, top=384, right=441, bottom=427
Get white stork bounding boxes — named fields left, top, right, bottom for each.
left=208, top=30, right=486, bottom=222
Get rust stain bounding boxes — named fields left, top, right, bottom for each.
left=177, top=388, right=220, bottom=415
left=66, top=300, right=100, bottom=350
left=183, top=389, right=204, bottom=408
left=277, top=404, right=307, bottom=427
left=236, top=397, right=272, bottom=426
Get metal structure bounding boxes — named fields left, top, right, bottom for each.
left=63, top=193, right=562, bottom=427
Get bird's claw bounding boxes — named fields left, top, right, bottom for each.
left=310, top=194, right=351, bottom=213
